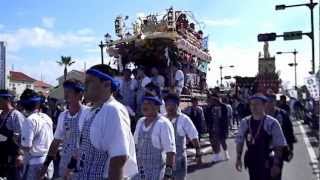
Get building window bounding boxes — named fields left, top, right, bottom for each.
left=26, top=84, right=31, bottom=89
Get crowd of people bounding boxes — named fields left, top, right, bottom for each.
left=0, top=62, right=316, bottom=180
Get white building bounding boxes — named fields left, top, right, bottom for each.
left=9, top=71, right=36, bottom=98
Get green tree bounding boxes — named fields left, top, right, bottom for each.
left=57, top=56, right=75, bottom=81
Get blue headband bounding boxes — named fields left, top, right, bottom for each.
left=0, top=93, right=14, bottom=98
left=143, top=96, right=163, bottom=106
left=248, top=95, right=268, bottom=102
left=20, top=96, right=42, bottom=105
left=63, top=82, right=85, bottom=92
left=86, top=68, right=119, bottom=91
left=164, top=98, right=179, bottom=105
left=265, top=95, right=277, bottom=102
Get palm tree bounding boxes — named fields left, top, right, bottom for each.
left=57, top=56, right=75, bottom=81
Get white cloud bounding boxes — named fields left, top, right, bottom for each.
left=73, top=55, right=101, bottom=70
left=206, top=42, right=258, bottom=87
left=16, top=59, right=62, bottom=85
left=274, top=50, right=312, bottom=88
left=14, top=53, right=103, bottom=86
left=7, top=53, right=23, bottom=63
left=85, top=48, right=100, bottom=53
left=259, top=22, right=275, bottom=31
left=202, top=18, right=241, bottom=27
left=136, top=12, right=146, bottom=19
left=77, top=28, right=94, bottom=35
left=13, top=42, right=311, bottom=88
left=206, top=40, right=314, bottom=89
left=16, top=11, right=28, bottom=17
left=42, top=17, right=56, bottom=28
left=0, top=27, right=96, bottom=52
left=0, top=20, right=98, bottom=84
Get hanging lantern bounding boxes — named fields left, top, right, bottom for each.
left=104, top=33, right=112, bottom=45
left=133, top=21, right=142, bottom=35
left=167, top=7, right=175, bottom=31
left=115, top=16, right=124, bottom=38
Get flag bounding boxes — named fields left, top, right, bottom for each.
left=305, top=75, right=320, bottom=101
left=197, top=61, right=208, bottom=73
left=202, top=36, right=209, bottom=50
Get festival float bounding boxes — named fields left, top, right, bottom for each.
left=103, top=7, right=212, bottom=98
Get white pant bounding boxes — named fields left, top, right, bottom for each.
left=23, top=163, right=53, bottom=180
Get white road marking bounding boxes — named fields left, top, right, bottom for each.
left=297, top=121, right=320, bottom=180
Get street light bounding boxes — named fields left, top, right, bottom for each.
left=98, top=33, right=113, bottom=65
left=219, top=65, right=234, bottom=87
left=276, top=49, right=298, bottom=89
left=275, top=0, right=318, bottom=74
left=98, top=41, right=104, bottom=64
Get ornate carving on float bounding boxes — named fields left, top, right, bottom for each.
left=104, top=7, right=212, bottom=92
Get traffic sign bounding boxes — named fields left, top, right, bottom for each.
left=257, top=33, right=277, bottom=42
left=283, top=31, right=302, bottom=40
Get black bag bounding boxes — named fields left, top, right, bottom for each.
left=282, top=146, right=293, bottom=162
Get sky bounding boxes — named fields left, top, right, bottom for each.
left=0, top=0, right=319, bottom=88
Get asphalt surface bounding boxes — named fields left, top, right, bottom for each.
left=0, top=120, right=318, bottom=180
left=186, top=121, right=319, bottom=180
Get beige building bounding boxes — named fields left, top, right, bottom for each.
left=34, top=80, right=53, bottom=97
left=49, top=70, right=85, bottom=100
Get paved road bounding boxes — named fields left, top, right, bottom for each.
left=0, top=120, right=318, bottom=180
left=186, top=121, right=319, bottom=180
